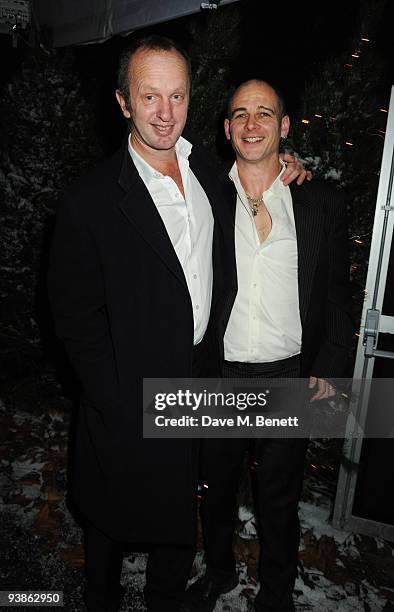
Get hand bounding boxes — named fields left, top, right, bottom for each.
left=279, top=153, right=312, bottom=186
left=309, top=376, right=336, bottom=402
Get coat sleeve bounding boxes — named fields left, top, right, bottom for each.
left=310, top=191, right=354, bottom=378
left=48, top=194, right=119, bottom=409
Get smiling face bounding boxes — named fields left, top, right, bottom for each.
left=224, top=80, right=290, bottom=166
left=116, top=48, right=189, bottom=160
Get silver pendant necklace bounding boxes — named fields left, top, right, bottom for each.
left=246, top=193, right=264, bottom=216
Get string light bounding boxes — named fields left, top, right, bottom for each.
left=350, top=233, right=371, bottom=241
left=295, top=27, right=388, bottom=245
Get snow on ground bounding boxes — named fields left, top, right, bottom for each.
left=299, top=501, right=350, bottom=544
left=1, top=391, right=394, bottom=611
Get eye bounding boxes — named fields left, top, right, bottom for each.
left=145, top=94, right=156, bottom=102
left=234, top=113, right=247, bottom=120
left=258, top=112, right=270, bottom=118
left=172, top=93, right=185, bottom=102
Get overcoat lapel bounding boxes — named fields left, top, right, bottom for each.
left=222, top=178, right=237, bottom=227
left=117, top=145, right=188, bottom=291
left=188, top=148, right=233, bottom=234
left=290, top=183, right=321, bottom=325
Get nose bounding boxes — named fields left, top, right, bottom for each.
left=156, top=98, right=173, bottom=122
left=245, top=115, right=257, bottom=130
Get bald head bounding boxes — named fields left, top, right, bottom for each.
left=227, top=79, right=286, bottom=121
left=224, top=79, right=290, bottom=165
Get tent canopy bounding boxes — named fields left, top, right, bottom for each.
left=31, top=0, right=238, bottom=47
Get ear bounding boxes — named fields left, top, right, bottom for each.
left=224, top=118, right=231, bottom=141
left=281, top=115, right=290, bottom=138
left=115, top=90, right=131, bottom=119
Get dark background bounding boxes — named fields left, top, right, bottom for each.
left=2, top=0, right=391, bottom=153
left=0, top=0, right=394, bottom=558
left=0, top=0, right=393, bottom=385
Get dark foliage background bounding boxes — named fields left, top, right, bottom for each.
left=0, top=51, right=102, bottom=383
left=0, top=3, right=394, bottom=598
left=288, top=0, right=391, bottom=321
left=0, top=0, right=392, bottom=389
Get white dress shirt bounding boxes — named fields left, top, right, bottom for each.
left=128, top=136, right=213, bottom=345
left=224, top=162, right=302, bottom=362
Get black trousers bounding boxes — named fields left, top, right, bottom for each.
left=84, top=523, right=196, bottom=611
left=200, top=355, right=308, bottom=612
left=83, top=340, right=208, bottom=612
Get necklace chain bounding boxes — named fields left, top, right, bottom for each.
left=245, top=192, right=264, bottom=217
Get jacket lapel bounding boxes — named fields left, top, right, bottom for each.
left=290, top=183, right=321, bottom=325
left=222, top=174, right=320, bottom=327
left=117, top=144, right=188, bottom=291
left=189, top=148, right=235, bottom=235
left=224, top=178, right=237, bottom=228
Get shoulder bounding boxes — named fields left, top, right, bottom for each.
left=289, top=180, right=347, bottom=214
left=290, top=179, right=343, bottom=199
left=182, top=128, right=222, bottom=175
left=59, top=146, right=126, bottom=220
left=66, top=148, right=123, bottom=200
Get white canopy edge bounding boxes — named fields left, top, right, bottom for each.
left=31, top=0, right=239, bottom=47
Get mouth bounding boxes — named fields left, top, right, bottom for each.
left=242, top=137, right=264, bottom=143
left=152, top=124, right=175, bottom=135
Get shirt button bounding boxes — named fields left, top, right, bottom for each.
left=193, top=274, right=197, bottom=279
left=195, top=305, right=200, bottom=310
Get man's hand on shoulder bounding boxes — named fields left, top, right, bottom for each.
left=280, top=153, right=312, bottom=186
left=309, top=376, right=336, bottom=402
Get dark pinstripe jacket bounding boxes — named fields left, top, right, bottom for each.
left=218, top=178, right=354, bottom=378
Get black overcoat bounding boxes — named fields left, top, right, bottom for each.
left=48, top=140, right=236, bottom=544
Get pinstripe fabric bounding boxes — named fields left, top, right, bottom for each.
left=221, top=178, right=353, bottom=379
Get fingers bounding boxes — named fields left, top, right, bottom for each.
left=296, top=168, right=308, bottom=186
left=309, top=376, right=317, bottom=389
left=310, top=378, right=336, bottom=402
left=281, top=167, right=301, bottom=186
left=280, top=153, right=296, bottom=164
left=310, top=378, right=326, bottom=401
left=279, top=153, right=311, bottom=186
left=281, top=164, right=302, bottom=186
